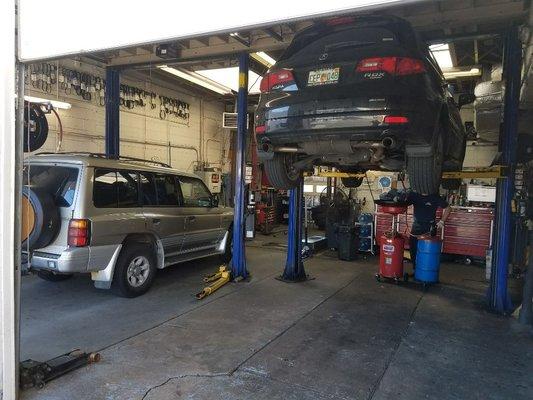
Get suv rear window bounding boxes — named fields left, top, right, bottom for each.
left=23, top=165, right=79, bottom=207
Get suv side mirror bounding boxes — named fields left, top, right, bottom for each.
left=211, top=194, right=219, bottom=208
left=458, top=93, right=476, bottom=109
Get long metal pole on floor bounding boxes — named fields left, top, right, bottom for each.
left=105, top=68, right=120, bottom=158
left=488, top=26, right=521, bottom=313
left=281, top=178, right=307, bottom=282
left=229, top=53, right=249, bottom=280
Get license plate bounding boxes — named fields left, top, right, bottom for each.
left=307, top=67, right=340, bottom=86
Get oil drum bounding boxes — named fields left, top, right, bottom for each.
left=414, top=236, right=441, bottom=284
left=379, top=232, right=405, bottom=279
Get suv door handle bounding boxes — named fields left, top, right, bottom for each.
left=152, top=218, right=161, bottom=225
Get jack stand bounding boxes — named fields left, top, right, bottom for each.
left=278, top=178, right=309, bottom=282
left=196, top=265, right=231, bottom=299
left=20, top=350, right=101, bottom=390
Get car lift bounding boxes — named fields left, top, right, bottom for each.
left=196, top=266, right=231, bottom=299
left=311, top=165, right=507, bottom=180
left=278, top=177, right=308, bottom=282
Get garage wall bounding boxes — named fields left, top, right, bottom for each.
left=24, top=60, right=231, bottom=174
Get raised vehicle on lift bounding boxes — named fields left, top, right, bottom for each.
left=22, top=153, right=233, bottom=297
left=255, top=15, right=474, bottom=193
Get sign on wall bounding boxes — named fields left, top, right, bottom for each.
left=18, top=0, right=410, bottom=61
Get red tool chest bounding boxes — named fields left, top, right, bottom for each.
left=442, top=206, right=494, bottom=257
left=374, top=205, right=493, bottom=257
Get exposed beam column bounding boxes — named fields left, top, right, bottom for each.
left=105, top=68, right=120, bottom=158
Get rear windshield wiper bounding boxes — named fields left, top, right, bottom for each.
left=324, top=41, right=376, bottom=51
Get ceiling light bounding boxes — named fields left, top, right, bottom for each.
left=430, top=43, right=453, bottom=69
left=158, top=66, right=233, bottom=95
left=251, top=52, right=276, bottom=68
left=24, top=96, right=71, bottom=109
left=443, top=67, right=482, bottom=79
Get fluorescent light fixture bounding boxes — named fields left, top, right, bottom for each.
left=430, top=43, right=453, bottom=69
left=24, top=95, right=71, bottom=109
left=195, top=67, right=262, bottom=94
left=158, top=66, right=233, bottom=95
left=443, top=67, right=482, bottom=79
left=251, top=52, right=276, bottom=68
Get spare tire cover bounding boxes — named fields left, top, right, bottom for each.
left=21, top=186, right=60, bottom=250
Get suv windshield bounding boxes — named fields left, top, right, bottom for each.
left=23, top=165, right=79, bottom=207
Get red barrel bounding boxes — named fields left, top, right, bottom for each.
left=379, top=233, right=405, bottom=278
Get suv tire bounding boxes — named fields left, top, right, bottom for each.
left=264, top=153, right=300, bottom=190
left=114, top=244, right=156, bottom=298
left=408, top=132, right=443, bottom=194
left=36, top=270, right=73, bottom=282
left=219, top=228, right=233, bottom=264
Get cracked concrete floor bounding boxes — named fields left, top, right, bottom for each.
left=21, top=245, right=533, bottom=400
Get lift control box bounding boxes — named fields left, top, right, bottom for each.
left=196, top=168, right=222, bottom=194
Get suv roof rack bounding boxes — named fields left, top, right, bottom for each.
left=35, top=152, right=172, bottom=168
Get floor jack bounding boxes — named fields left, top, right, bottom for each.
left=20, top=350, right=101, bottom=390
left=195, top=265, right=230, bottom=300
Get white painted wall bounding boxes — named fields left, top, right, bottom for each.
left=25, top=60, right=230, bottom=174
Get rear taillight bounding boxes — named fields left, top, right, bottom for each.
left=255, top=125, right=266, bottom=134
left=68, top=219, right=90, bottom=247
left=383, top=115, right=409, bottom=124
left=259, top=69, right=296, bottom=93
left=356, top=57, right=426, bottom=76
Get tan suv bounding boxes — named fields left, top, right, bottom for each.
left=22, top=153, right=233, bottom=297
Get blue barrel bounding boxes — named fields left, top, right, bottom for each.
left=415, top=237, right=441, bottom=283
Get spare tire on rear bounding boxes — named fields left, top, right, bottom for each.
left=21, top=186, right=60, bottom=250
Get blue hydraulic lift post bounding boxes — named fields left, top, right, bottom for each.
left=281, top=177, right=307, bottom=281
left=229, top=53, right=249, bottom=279
left=488, top=25, right=521, bottom=313
left=105, top=68, right=120, bottom=158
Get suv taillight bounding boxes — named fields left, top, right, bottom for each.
left=259, top=69, right=296, bottom=93
left=356, top=57, right=426, bottom=76
left=68, top=219, right=90, bottom=247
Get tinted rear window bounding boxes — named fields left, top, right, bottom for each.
left=285, top=27, right=398, bottom=59
left=93, top=169, right=140, bottom=208
left=24, top=165, right=79, bottom=207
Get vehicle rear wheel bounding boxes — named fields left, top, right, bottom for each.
left=407, top=132, right=443, bottom=194
left=263, top=153, right=300, bottom=190
left=341, top=176, right=363, bottom=188
left=36, top=270, right=73, bottom=282
left=113, top=244, right=156, bottom=298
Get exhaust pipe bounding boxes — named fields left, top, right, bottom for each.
left=275, top=146, right=301, bottom=153
left=261, top=143, right=301, bottom=153
left=381, top=136, right=396, bottom=149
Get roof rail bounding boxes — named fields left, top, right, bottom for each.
left=34, top=152, right=172, bottom=168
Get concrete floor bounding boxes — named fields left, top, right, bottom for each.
left=21, top=235, right=533, bottom=400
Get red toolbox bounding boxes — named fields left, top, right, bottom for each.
left=375, top=205, right=493, bottom=257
